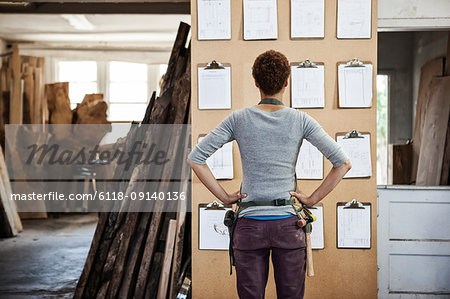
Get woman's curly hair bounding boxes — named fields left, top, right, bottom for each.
left=252, top=50, right=290, bottom=96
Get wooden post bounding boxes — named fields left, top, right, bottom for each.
left=9, top=44, right=22, bottom=124
left=157, top=219, right=177, bottom=299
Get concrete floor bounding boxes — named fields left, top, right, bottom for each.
left=0, top=213, right=98, bottom=299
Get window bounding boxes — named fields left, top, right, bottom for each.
left=377, top=74, right=389, bottom=185
left=58, top=61, right=98, bottom=109
left=56, top=60, right=168, bottom=122
left=108, top=61, right=148, bottom=121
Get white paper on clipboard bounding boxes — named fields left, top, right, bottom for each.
left=291, top=65, right=325, bottom=108
left=197, top=0, right=231, bottom=40
left=337, top=133, right=372, bottom=178
left=198, top=66, right=231, bottom=109
left=199, top=205, right=232, bottom=250
left=243, top=0, right=278, bottom=40
left=338, top=64, right=373, bottom=108
left=337, top=0, right=371, bottom=39
left=290, top=0, right=324, bottom=38
left=337, top=203, right=371, bottom=248
left=310, top=205, right=324, bottom=249
left=198, top=136, right=233, bottom=179
left=296, top=139, right=324, bottom=179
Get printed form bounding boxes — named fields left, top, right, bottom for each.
left=243, top=0, right=278, bottom=40
left=197, top=0, right=231, bottom=40
left=337, top=204, right=371, bottom=248
left=337, top=0, right=372, bottom=38
left=291, top=0, right=324, bottom=38
left=338, top=64, right=373, bottom=108
left=291, top=65, right=325, bottom=108
left=198, top=66, right=231, bottom=109
left=337, top=134, right=372, bottom=178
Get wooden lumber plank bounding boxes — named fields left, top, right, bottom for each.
left=73, top=212, right=108, bottom=299
left=33, top=67, right=42, bottom=124
left=0, top=146, right=22, bottom=235
left=416, top=76, right=450, bottom=185
left=9, top=44, right=22, bottom=124
left=0, top=63, right=10, bottom=146
left=144, top=252, right=164, bottom=299
left=22, top=65, right=33, bottom=124
left=157, top=219, right=177, bottom=299
left=117, top=213, right=152, bottom=299
left=38, top=58, right=48, bottom=124
left=391, top=144, right=412, bottom=185
left=134, top=211, right=164, bottom=299
left=103, top=212, right=140, bottom=298
left=160, top=22, right=190, bottom=95
left=411, top=58, right=444, bottom=183
left=441, top=120, right=450, bottom=185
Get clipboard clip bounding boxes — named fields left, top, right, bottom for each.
left=205, top=60, right=225, bottom=70
left=344, top=129, right=364, bottom=139
left=343, top=199, right=365, bottom=209
left=297, top=58, right=318, bottom=68
left=205, top=200, right=225, bottom=210
left=345, top=57, right=364, bottom=67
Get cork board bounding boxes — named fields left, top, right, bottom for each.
left=190, top=0, right=378, bottom=298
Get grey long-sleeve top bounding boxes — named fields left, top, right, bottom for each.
left=187, top=106, right=349, bottom=218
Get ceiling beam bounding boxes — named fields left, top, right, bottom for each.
left=0, top=2, right=190, bottom=14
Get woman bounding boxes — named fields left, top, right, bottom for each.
left=187, top=50, right=351, bottom=299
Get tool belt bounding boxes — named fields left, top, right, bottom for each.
left=223, top=193, right=313, bottom=275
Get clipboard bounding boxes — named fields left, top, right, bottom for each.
left=197, top=60, right=232, bottom=110
left=198, top=201, right=232, bottom=250
left=336, top=199, right=371, bottom=249
left=337, top=58, right=373, bottom=108
left=336, top=129, right=372, bottom=178
left=309, top=203, right=325, bottom=249
left=197, top=0, right=231, bottom=41
left=336, top=0, right=372, bottom=39
left=290, top=0, right=325, bottom=40
left=290, top=59, right=325, bottom=109
left=197, top=134, right=234, bottom=180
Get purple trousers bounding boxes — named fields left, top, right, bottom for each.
left=232, top=215, right=307, bottom=299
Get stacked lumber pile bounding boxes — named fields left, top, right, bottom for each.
left=74, top=22, right=192, bottom=299
left=0, top=44, right=48, bottom=220
left=409, top=33, right=450, bottom=186
left=0, top=44, right=47, bottom=146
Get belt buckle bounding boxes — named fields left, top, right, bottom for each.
left=274, top=199, right=286, bottom=206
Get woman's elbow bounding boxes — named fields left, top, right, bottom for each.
left=343, top=159, right=352, bottom=171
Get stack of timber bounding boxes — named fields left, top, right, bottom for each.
left=0, top=44, right=47, bottom=146
left=0, top=145, right=22, bottom=237
left=74, top=22, right=192, bottom=299
left=412, top=33, right=450, bottom=186
left=0, top=44, right=48, bottom=220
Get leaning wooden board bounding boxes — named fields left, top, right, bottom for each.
left=411, top=58, right=444, bottom=183
left=416, top=76, right=450, bottom=185
left=190, top=0, right=378, bottom=298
